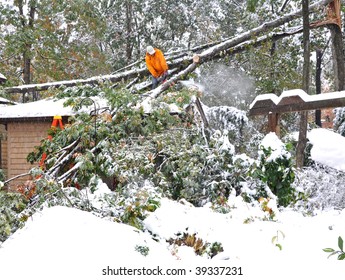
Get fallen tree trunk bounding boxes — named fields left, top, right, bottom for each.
left=139, top=0, right=333, bottom=101
left=129, top=28, right=306, bottom=93
left=197, top=0, right=332, bottom=64
left=4, top=67, right=147, bottom=94
left=3, top=0, right=332, bottom=95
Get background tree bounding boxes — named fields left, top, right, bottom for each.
left=0, top=0, right=109, bottom=90
left=296, top=0, right=311, bottom=168
left=0, top=0, right=340, bottom=105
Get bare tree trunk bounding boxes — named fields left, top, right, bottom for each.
left=23, top=3, right=36, bottom=85
left=296, top=0, right=310, bottom=168
left=18, top=1, right=36, bottom=101
left=125, top=0, right=133, bottom=63
left=315, top=48, right=322, bottom=127
left=329, top=24, right=345, bottom=91
left=23, top=51, right=31, bottom=85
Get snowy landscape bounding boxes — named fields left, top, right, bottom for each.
left=0, top=126, right=344, bottom=280
left=1, top=1, right=345, bottom=279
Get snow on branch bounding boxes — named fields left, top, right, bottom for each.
left=3, top=0, right=333, bottom=97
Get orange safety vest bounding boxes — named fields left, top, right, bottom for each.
left=145, top=48, right=168, bottom=78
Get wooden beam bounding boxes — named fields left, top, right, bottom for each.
left=268, top=113, right=280, bottom=135
left=249, top=90, right=345, bottom=116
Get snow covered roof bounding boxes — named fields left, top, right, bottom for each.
left=0, top=97, right=108, bottom=120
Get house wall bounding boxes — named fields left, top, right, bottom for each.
left=6, top=121, right=51, bottom=185
left=0, top=124, right=7, bottom=175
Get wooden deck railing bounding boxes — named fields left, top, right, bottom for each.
left=249, top=89, right=345, bottom=133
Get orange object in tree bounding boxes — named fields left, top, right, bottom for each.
left=145, top=48, right=168, bottom=78
left=39, top=116, right=64, bottom=169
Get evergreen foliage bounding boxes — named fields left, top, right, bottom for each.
left=0, top=185, right=28, bottom=242
left=0, top=0, right=328, bottom=102
left=333, top=107, right=345, bottom=136
left=253, top=145, right=296, bottom=207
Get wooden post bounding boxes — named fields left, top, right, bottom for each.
left=315, top=48, right=322, bottom=127
left=268, top=113, right=280, bottom=136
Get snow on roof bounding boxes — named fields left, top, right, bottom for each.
left=0, top=97, right=108, bottom=119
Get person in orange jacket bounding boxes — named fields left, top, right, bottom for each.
left=145, top=46, right=168, bottom=89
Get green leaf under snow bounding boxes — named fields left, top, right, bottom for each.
left=338, top=253, right=345, bottom=260
left=323, top=248, right=335, bottom=253
left=338, top=236, right=344, bottom=252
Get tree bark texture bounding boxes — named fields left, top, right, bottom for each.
left=329, top=24, right=345, bottom=91
left=296, top=0, right=310, bottom=169
left=315, top=48, right=322, bottom=127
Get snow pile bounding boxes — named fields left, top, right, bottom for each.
left=308, top=128, right=345, bottom=171
left=0, top=206, right=173, bottom=279
left=0, top=198, right=344, bottom=280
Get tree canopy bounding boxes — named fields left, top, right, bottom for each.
left=0, top=0, right=339, bottom=100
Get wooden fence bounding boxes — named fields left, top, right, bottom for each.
left=249, top=89, right=345, bottom=134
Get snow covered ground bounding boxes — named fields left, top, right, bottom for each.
left=0, top=128, right=344, bottom=280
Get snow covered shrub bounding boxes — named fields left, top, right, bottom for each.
left=334, top=107, right=345, bottom=136
left=205, top=105, right=264, bottom=158
left=119, top=189, right=161, bottom=230
left=152, top=128, right=242, bottom=206
left=0, top=187, right=28, bottom=242
left=253, top=133, right=296, bottom=207
left=292, top=164, right=345, bottom=211
left=206, top=106, right=248, bottom=151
